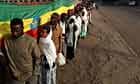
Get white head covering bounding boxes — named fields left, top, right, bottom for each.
left=39, top=29, right=57, bottom=68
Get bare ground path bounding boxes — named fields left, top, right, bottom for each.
left=57, top=9, right=140, bottom=84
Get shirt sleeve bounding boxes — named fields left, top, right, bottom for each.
left=0, top=49, right=6, bottom=65
left=58, top=26, right=63, bottom=53
left=31, top=41, right=42, bottom=75
left=0, top=39, right=8, bottom=66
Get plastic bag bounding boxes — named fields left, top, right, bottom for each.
left=57, top=53, right=66, bottom=66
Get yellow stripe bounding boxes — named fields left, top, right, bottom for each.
left=0, top=5, right=74, bottom=39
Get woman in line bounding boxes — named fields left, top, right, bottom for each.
left=38, top=25, right=57, bottom=84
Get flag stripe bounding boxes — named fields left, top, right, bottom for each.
left=0, top=0, right=73, bottom=21
left=0, top=0, right=74, bottom=39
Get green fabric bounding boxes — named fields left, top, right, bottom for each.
left=0, top=0, right=73, bottom=21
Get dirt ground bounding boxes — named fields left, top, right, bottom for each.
left=56, top=8, right=140, bottom=84
left=98, top=6, right=140, bottom=56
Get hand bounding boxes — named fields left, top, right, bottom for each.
left=52, top=62, right=56, bottom=68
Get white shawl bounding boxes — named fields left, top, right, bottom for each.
left=39, top=29, right=57, bottom=67
left=60, top=21, right=66, bottom=34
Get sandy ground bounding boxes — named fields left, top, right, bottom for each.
left=98, top=6, right=140, bottom=55
left=56, top=8, right=140, bottom=84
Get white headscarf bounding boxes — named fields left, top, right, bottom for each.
left=39, top=29, right=57, bottom=68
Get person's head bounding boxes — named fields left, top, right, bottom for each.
left=74, top=9, right=81, bottom=17
left=68, top=9, right=74, bottom=17
left=60, top=13, right=67, bottom=22
left=50, top=13, right=59, bottom=26
left=39, top=25, right=50, bottom=38
left=75, top=3, right=82, bottom=13
left=10, top=18, right=24, bottom=38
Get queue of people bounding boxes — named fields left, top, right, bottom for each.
left=0, top=1, right=96, bottom=84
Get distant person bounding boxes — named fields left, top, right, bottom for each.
left=60, top=13, right=68, bottom=56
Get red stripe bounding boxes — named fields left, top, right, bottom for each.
left=26, top=29, right=38, bottom=39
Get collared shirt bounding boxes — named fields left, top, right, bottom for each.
left=4, top=34, right=41, bottom=81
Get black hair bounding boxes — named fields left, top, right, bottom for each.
left=51, top=13, right=59, bottom=19
left=51, top=13, right=59, bottom=17
left=42, top=25, right=50, bottom=33
left=50, top=13, right=60, bottom=24
left=10, top=18, right=23, bottom=27
left=69, top=18, right=75, bottom=24
left=60, top=13, right=67, bottom=22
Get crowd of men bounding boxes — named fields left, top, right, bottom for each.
left=0, top=0, right=97, bottom=84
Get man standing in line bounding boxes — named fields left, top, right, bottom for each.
left=0, top=18, right=41, bottom=84
left=50, top=13, right=63, bottom=56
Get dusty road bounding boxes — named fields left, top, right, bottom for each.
left=57, top=6, right=140, bottom=84
left=99, top=6, right=140, bottom=55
